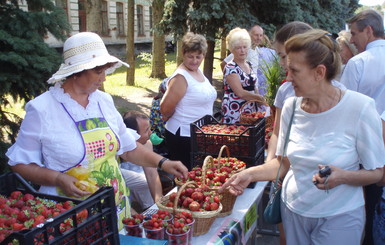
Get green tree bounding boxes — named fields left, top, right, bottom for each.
left=160, top=0, right=257, bottom=81
left=249, top=0, right=359, bottom=36
left=0, top=0, right=70, bottom=173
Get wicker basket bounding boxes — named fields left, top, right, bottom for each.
left=216, top=145, right=246, bottom=174
left=202, top=155, right=239, bottom=217
left=174, top=166, right=204, bottom=188
left=156, top=181, right=222, bottom=236
left=239, top=99, right=266, bottom=125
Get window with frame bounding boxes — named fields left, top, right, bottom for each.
left=116, top=2, right=125, bottom=36
left=101, top=1, right=109, bottom=36
left=78, top=0, right=86, bottom=32
left=149, top=6, right=153, bottom=36
left=136, top=5, right=144, bottom=36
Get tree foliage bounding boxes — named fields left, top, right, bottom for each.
left=159, top=0, right=360, bottom=80
left=0, top=0, right=70, bottom=171
left=249, top=0, right=360, bottom=37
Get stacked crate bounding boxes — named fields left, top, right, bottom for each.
left=190, top=115, right=265, bottom=188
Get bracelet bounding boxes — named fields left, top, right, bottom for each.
left=158, top=157, right=169, bottom=169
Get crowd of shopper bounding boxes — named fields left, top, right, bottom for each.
left=5, top=8, right=385, bottom=245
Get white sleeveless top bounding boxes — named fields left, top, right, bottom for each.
left=165, top=68, right=217, bottom=137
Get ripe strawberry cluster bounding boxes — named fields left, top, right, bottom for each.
left=0, top=191, right=86, bottom=243
left=242, top=111, right=265, bottom=119
left=164, top=211, right=194, bottom=245
left=122, top=214, right=145, bottom=237
left=198, top=124, right=249, bottom=135
left=141, top=210, right=173, bottom=240
left=176, top=157, right=246, bottom=187
left=166, top=186, right=220, bottom=212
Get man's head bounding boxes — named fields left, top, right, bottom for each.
left=249, top=25, right=264, bottom=48
left=123, top=111, right=151, bottom=144
left=348, top=9, right=384, bottom=53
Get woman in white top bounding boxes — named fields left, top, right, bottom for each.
left=6, top=32, right=188, bottom=228
left=220, top=29, right=385, bottom=245
left=160, top=32, right=217, bottom=170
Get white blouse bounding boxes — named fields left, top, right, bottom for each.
left=6, top=83, right=137, bottom=172
left=165, top=68, right=217, bottom=137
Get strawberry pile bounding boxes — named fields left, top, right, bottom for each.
left=165, top=186, right=221, bottom=212
left=176, top=157, right=246, bottom=187
left=171, top=211, right=194, bottom=242
left=142, top=217, right=166, bottom=240
left=241, top=111, right=265, bottom=119
left=151, top=210, right=173, bottom=224
left=172, top=211, right=194, bottom=226
left=165, top=219, right=191, bottom=245
left=198, top=124, right=249, bottom=135
left=0, top=191, right=86, bottom=243
left=122, top=214, right=145, bottom=237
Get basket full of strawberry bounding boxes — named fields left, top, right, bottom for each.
left=156, top=181, right=222, bottom=236
left=175, top=145, right=246, bottom=187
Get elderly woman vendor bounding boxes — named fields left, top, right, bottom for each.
left=6, top=32, right=188, bottom=223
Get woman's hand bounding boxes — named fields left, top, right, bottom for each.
left=55, top=173, right=91, bottom=198
left=312, top=165, right=336, bottom=191
left=161, top=160, right=188, bottom=180
left=218, top=169, right=253, bottom=196
left=313, top=164, right=384, bottom=191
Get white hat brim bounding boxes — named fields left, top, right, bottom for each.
left=47, top=54, right=129, bottom=84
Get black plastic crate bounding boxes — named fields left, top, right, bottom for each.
left=0, top=172, right=119, bottom=245
left=190, top=115, right=265, bottom=166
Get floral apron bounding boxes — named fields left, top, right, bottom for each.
left=58, top=103, right=130, bottom=230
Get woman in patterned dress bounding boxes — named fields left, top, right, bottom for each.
left=222, top=27, right=267, bottom=124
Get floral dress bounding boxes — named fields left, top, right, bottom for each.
left=221, top=61, right=259, bottom=124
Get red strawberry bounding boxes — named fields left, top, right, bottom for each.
left=10, top=191, right=23, bottom=200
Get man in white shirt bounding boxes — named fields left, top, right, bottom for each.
left=340, top=9, right=385, bottom=245
left=120, top=111, right=163, bottom=212
left=221, top=25, right=277, bottom=96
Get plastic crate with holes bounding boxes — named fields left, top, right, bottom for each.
left=0, top=172, right=119, bottom=245
left=190, top=115, right=265, bottom=168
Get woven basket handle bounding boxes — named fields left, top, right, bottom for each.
left=173, top=181, right=199, bottom=213
left=240, top=99, right=267, bottom=114
left=217, top=145, right=230, bottom=165
left=201, top=156, right=215, bottom=186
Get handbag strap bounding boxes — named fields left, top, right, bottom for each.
left=273, top=98, right=296, bottom=190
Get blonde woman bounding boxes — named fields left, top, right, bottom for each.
left=221, top=27, right=266, bottom=124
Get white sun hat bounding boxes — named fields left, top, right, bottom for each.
left=47, top=32, right=129, bottom=84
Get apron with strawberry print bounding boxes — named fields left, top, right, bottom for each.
left=59, top=103, right=130, bottom=230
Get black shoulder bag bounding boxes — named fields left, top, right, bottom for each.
left=263, top=98, right=296, bottom=224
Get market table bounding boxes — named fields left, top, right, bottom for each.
left=120, top=180, right=268, bottom=245
left=191, top=181, right=268, bottom=244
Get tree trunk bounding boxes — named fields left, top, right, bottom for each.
left=176, top=38, right=183, bottom=67
left=150, top=0, right=166, bottom=79
left=126, top=0, right=135, bottom=86
left=220, top=36, right=227, bottom=60
left=203, top=40, right=215, bottom=83
left=86, top=0, right=102, bottom=34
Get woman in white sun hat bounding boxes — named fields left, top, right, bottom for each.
left=6, top=32, right=188, bottom=225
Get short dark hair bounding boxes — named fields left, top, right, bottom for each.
left=182, top=32, right=208, bottom=55
left=348, top=9, right=384, bottom=38
left=123, top=111, right=148, bottom=131
left=274, top=21, right=313, bottom=44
